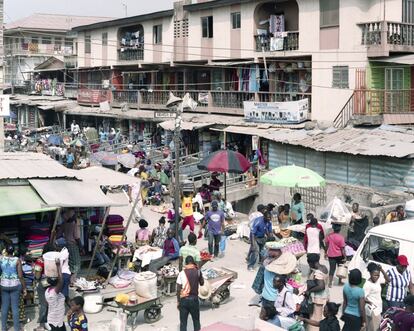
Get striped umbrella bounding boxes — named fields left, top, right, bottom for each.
left=197, top=150, right=251, bottom=199
left=197, top=150, right=251, bottom=174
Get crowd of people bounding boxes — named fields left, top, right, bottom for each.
left=246, top=196, right=413, bottom=331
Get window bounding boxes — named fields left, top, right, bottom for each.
left=31, top=37, right=39, bottom=44
left=320, top=0, right=339, bottom=27
left=64, top=38, right=73, bottom=48
left=54, top=37, right=62, bottom=45
left=153, top=25, right=162, bottom=44
left=41, top=36, right=52, bottom=45
left=85, top=33, right=91, bottom=54
left=102, top=32, right=108, bottom=46
left=231, top=12, right=241, bottom=29
left=332, top=66, right=349, bottom=89
left=201, top=16, right=213, bottom=38
left=361, top=235, right=400, bottom=266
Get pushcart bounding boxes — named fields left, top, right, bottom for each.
left=101, top=296, right=163, bottom=326
left=201, top=267, right=238, bottom=308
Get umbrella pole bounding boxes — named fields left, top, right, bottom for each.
left=50, top=208, right=61, bottom=244
left=86, top=207, right=110, bottom=275
left=224, top=131, right=227, bottom=200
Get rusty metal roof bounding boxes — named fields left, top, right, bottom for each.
left=0, top=153, right=78, bottom=181
left=218, top=125, right=414, bottom=158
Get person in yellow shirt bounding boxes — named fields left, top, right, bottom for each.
left=181, top=192, right=195, bottom=232
left=385, top=205, right=405, bottom=223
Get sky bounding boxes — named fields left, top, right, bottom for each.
left=4, top=0, right=175, bottom=22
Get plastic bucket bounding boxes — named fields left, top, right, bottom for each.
left=43, top=252, right=60, bottom=278
left=134, top=271, right=157, bottom=299
left=83, top=292, right=103, bottom=314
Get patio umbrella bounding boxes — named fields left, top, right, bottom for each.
left=260, top=165, right=326, bottom=188
left=90, top=151, right=118, bottom=166
left=197, top=150, right=251, bottom=199
left=47, top=135, right=62, bottom=146
left=117, top=153, right=137, bottom=169
left=71, top=138, right=86, bottom=148
left=197, top=150, right=251, bottom=174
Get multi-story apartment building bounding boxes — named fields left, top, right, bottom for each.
left=67, top=0, right=414, bottom=128
left=4, top=13, right=111, bottom=91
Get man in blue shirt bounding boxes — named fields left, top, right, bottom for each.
left=248, top=211, right=273, bottom=271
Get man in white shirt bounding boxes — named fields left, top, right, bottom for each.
left=70, top=120, right=80, bottom=137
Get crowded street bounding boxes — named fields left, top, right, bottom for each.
left=2, top=0, right=414, bottom=331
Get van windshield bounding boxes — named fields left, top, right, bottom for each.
left=361, top=235, right=400, bottom=266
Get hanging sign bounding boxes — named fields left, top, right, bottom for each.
left=0, top=95, right=10, bottom=117
left=244, top=99, right=308, bottom=124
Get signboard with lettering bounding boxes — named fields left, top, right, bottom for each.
left=154, top=111, right=177, bottom=119
left=243, top=99, right=309, bottom=124
left=0, top=95, right=10, bottom=117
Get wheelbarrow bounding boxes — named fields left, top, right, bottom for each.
left=101, top=296, right=163, bottom=326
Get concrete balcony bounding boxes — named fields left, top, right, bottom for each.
left=360, top=21, right=414, bottom=57
left=117, top=48, right=144, bottom=62
left=5, top=43, right=74, bottom=57
left=334, top=89, right=414, bottom=128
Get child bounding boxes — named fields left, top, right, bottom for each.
left=299, top=302, right=341, bottom=331
left=135, top=219, right=150, bottom=247
left=67, top=296, right=88, bottom=331
left=45, top=259, right=66, bottom=331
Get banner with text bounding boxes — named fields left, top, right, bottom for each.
left=244, top=99, right=308, bottom=124
left=0, top=95, right=10, bottom=117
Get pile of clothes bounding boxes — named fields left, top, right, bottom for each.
left=107, top=215, right=125, bottom=236
left=25, top=231, right=49, bottom=258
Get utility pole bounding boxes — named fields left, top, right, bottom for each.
left=0, top=0, right=4, bottom=152
left=173, top=103, right=183, bottom=240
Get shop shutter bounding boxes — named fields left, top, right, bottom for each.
left=325, top=153, right=348, bottom=184
left=286, top=145, right=305, bottom=167
left=347, top=156, right=370, bottom=187
left=370, top=157, right=414, bottom=192
left=268, top=142, right=287, bottom=169
left=304, top=150, right=325, bottom=178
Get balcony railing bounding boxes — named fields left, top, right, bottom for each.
left=255, top=32, right=299, bottom=52
left=353, top=89, right=412, bottom=115
left=5, top=43, right=74, bottom=56
left=112, top=90, right=139, bottom=106
left=360, top=21, right=414, bottom=54
left=118, top=48, right=144, bottom=61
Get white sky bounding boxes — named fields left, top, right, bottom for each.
left=4, top=0, right=175, bottom=22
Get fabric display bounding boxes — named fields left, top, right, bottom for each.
left=120, top=31, right=143, bottom=50
left=107, top=215, right=125, bottom=236
left=269, top=15, right=285, bottom=36
left=25, top=222, right=50, bottom=258
left=33, top=79, right=64, bottom=96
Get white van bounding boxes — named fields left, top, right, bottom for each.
left=348, top=220, right=414, bottom=279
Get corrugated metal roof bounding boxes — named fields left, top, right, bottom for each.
left=5, top=14, right=113, bottom=32
left=0, top=153, right=78, bottom=181
left=217, top=125, right=414, bottom=158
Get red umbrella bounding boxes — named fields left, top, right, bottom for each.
left=197, top=150, right=251, bottom=199
left=197, top=150, right=251, bottom=174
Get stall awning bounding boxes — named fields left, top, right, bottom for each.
left=75, top=167, right=140, bottom=186
left=0, top=185, right=57, bottom=217
left=29, top=180, right=126, bottom=208
left=159, top=120, right=213, bottom=131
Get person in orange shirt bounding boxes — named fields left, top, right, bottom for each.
left=181, top=192, right=195, bottom=232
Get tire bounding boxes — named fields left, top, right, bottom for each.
left=144, top=307, right=162, bottom=324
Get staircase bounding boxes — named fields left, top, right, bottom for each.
left=333, top=92, right=355, bottom=129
